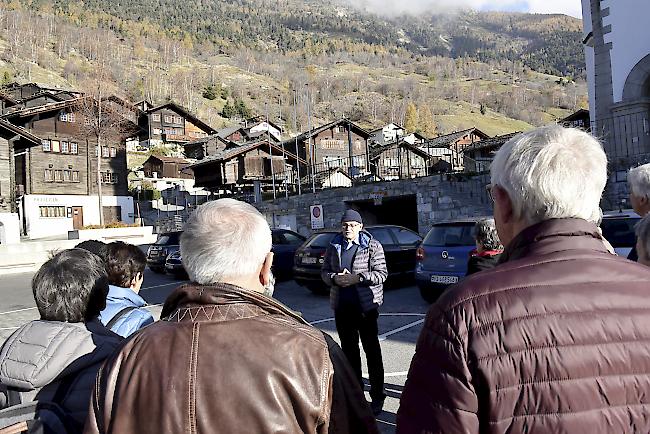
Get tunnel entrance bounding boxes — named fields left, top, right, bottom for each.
left=346, top=194, right=418, bottom=233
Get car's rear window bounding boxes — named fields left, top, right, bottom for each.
left=305, top=233, right=336, bottom=248
left=600, top=217, right=640, bottom=248
left=155, top=232, right=181, bottom=245
left=423, top=223, right=475, bottom=247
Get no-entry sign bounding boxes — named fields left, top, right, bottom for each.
left=310, top=205, right=324, bottom=229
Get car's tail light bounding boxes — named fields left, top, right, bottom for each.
left=416, top=246, right=425, bottom=261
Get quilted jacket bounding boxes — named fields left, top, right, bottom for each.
left=321, top=231, right=388, bottom=312
left=98, top=285, right=154, bottom=337
left=397, top=218, right=650, bottom=434
left=0, top=320, right=122, bottom=432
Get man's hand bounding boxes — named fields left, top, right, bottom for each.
left=333, top=273, right=361, bottom=287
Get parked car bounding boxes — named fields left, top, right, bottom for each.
left=600, top=210, right=640, bottom=257
left=165, top=250, right=187, bottom=279
left=161, top=228, right=306, bottom=280
left=416, top=218, right=484, bottom=303
left=293, top=225, right=422, bottom=294
left=271, top=229, right=307, bottom=280
left=146, top=231, right=182, bottom=273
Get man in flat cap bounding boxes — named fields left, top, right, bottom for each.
left=322, top=209, right=388, bottom=415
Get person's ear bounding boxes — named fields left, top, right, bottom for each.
left=494, top=185, right=514, bottom=224
left=259, top=252, right=274, bottom=286
left=130, top=272, right=143, bottom=288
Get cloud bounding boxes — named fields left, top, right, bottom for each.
left=345, top=0, right=583, bottom=18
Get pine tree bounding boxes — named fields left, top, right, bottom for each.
left=221, top=101, right=236, bottom=118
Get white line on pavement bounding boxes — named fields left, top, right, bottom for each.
left=363, top=371, right=409, bottom=378
left=377, top=419, right=396, bottom=427
left=309, top=312, right=425, bottom=325
left=0, top=282, right=178, bottom=316
left=0, top=306, right=37, bottom=315
left=0, top=326, right=19, bottom=331
left=378, top=319, right=424, bottom=341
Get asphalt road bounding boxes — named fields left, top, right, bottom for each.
left=0, top=268, right=431, bottom=433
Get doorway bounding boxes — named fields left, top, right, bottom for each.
left=72, top=207, right=84, bottom=230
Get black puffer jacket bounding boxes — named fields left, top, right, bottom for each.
left=397, top=218, right=650, bottom=434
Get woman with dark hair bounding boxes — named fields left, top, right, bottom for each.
left=99, top=241, right=153, bottom=337
left=466, top=218, right=503, bottom=275
left=0, top=249, right=122, bottom=433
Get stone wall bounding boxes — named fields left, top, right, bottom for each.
left=255, top=173, right=493, bottom=237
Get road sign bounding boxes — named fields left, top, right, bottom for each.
left=310, top=205, right=324, bottom=230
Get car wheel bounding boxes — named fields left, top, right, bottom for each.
left=419, top=285, right=439, bottom=303
left=150, top=266, right=165, bottom=274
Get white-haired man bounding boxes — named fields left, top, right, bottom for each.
left=626, top=163, right=650, bottom=260
left=85, top=199, right=378, bottom=434
left=396, top=125, right=650, bottom=433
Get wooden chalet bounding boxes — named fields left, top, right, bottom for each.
left=0, top=82, right=84, bottom=114
left=187, top=139, right=306, bottom=192
left=370, top=141, right=433, bottom=180
left=421, top=128, right=490, bottom=170
left=462, top=132, right=520, bottom=172
left=283, top=119, right=371, bottom=175
left=142, top=155, right=193, bottom=180
left=184, top=135, right=232, bottom=160
left=560, top=109, right=591, bottom=131
left=3, top=97, right=139, bottom=223
left=369, top=123, right=406, bottom=147
left=136, top=101, right=215, bottom=147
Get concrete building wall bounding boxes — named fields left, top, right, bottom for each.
left=24, top=194, right=134, bottom=239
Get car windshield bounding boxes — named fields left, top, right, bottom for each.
left=600, top=217, right=640, bottom=248
left=306, top=233, right=336, bottom=248
left=155, top=232, right=181, bottom=245
left=423, top=223, right=475, bottom=247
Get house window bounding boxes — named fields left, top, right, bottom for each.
left=63, top=170, right=71, bottom=182
left=174, top=116, right=182, bottom=124
left=164, top=115, right=173, bottom=123
left=39, top=206, right=66, bottom=218
left=152, top=114, right=161, bottom=122
left=101, top=172, right=118, bottom=184
left=102, top=147, right=109, bottom=158
left=70, top=142, right=78, bottom=154
left=59, top=112, right=75, bottom=122
left=42, top=140, right=51, bottom=152
left=61, top=141, right=69, bottom=153
left=110, top=147, right=116, bottom=157
left=153, top=128, right=162, bottom=135
left=54, top=170, right=63, bottom=182
left=95, top=146, right=99, bottom=157
left=51, top=140, right=60, bottom=153
left=72, top=171, right=79, bottom=182
left=44, top=169, right=53, bottom=182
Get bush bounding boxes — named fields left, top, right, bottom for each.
left=82, top=221, right=139, bottom=230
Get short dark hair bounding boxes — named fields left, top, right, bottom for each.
left=75, top=240, right=108, bottom=261
left=105, top=241, right=146, bottom=288
left=32, top=249, right=109, bottom=322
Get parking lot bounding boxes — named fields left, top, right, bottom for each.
left=0, top=269, right=431, bottom=433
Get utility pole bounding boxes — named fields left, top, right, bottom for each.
left=306, top=83, right=315, bottom=193
left=293, top=89, right=301, bottom=195
left=279, top=94, right=288, bottom=199
left=266, top=102, right=276, bottom=200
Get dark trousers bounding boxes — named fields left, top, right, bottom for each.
left=334, top=306, right=385, bottom=402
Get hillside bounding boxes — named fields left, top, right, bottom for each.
left=0, top=0, right=587, bottom=139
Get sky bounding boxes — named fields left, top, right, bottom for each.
left=351, top=0, right=583, bottom=19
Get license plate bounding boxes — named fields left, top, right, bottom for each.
left=150, top=251, right=159, bottom=257
left=430, top=275, right=458, bottom=284
left=302, top=257, right=318, bottom=264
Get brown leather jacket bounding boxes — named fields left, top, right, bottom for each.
left=397, top=219, right=650, bottom=434
left=84, top=283, right=378, bottom=434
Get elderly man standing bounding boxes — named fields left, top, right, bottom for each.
left=626, top=163, right=650, bottom=260
left=322, top=210, right=388, bottom=416
left=85, top=199, right=377, bottom=434
left=396, top=125, right=650, bottom=433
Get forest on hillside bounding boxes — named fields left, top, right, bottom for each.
left=0, top=0, right=587, bottom=136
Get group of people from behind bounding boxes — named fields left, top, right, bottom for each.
left=3, top=123, right=650, bottom=433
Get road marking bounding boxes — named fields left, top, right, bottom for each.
left=378, top=319, right=424, bottom=341
left=377, top=419, right=396, bottom=427
left=0, top=307, right=37, bottom=315
left=0, top=282, right=178, bottom=316
left=309, top=312, right=425, bottom=325
left=0, top=326, right=19, bottom=331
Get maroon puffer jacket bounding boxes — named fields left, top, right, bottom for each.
left=397, top=218, right=650, bottom=434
